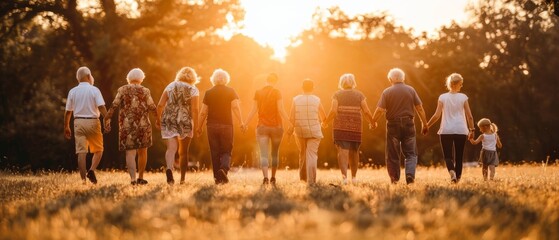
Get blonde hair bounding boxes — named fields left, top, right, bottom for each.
left=446, top=73, right=463, bottom=91
left=210, top=69, right=230, bottom=86
left=477, top=118, right=498, bottom=133
left=338, top=73, right=356, bottom=89
left=175, top=67, right=199, bottom=85
left=126, top=68, right=145, bottom=83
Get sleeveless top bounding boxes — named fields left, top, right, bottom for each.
left=332, top=90, right=365, bottom=142
left=482, top=133, right=497, bottom=151
left=437, top=92, right=469, bottom=135
left=293, top=94, right=323, bottom=139
left=161, top=81, right=199, bottom=139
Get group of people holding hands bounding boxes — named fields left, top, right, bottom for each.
left=64, top=66, right=502, bottom=186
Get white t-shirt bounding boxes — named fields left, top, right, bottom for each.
left=65, top=82, right=105, bottom=118
left=482, top=133, right=497, bottom=151
left=437, top=92, right=468, bottom=135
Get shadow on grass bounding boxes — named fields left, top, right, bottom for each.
left=308, top=183, right=375, bottom=229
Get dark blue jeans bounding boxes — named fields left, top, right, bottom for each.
left=385, top=117, right=417, bottom=182
left=439, top=134, right=467, bottom=180
left=207, top=124, right=233, bottom=180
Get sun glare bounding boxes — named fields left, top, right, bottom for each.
left=239, top=0, right=471, bottom=61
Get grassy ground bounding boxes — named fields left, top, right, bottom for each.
left=1, top=165, right=558, bottom=240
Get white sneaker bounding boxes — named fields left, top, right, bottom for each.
left=449, top=170, right=457, bottom=183
left=352, top=178, right=359, bottom=185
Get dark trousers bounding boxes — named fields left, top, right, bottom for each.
left=439, top=134, right=467, bottom=180
left=207, top=124, right=233, bottom=180
left=385, top=117, right=417, bottom=182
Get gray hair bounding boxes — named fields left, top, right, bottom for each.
left=175, top=67, right=199, bottom=85
left=338, top=73, right=356, bottom=89
left=445, top=73, right=463, bottom=91
left=387, top=68, right=405, bottom=82
left=126, top=68, right=145, bottom=83
left=210, top=69, right=230, bottom=86
left=76, top=66, right=91, bottom=81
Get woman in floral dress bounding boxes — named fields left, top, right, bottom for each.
left=105, top=68, right=157, bottom=185
left=156, top=67, right=200, bottom=184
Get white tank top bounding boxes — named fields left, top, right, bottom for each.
left=437, top=92, right=469, bottom=135
left=293, top=94, right=323, bottom=139
left=482, top=133, right=497, bottom=151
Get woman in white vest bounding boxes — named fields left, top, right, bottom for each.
left=287, top=79, right=326, bottom=184
left=426, top=73, right=475, bottom=183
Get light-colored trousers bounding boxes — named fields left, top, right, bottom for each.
left=296, top=137, right=321, bottom=184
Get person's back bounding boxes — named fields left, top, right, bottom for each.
left=67, top=82, right=104, bottom=118
left=255, top=86, right=281, bottom=127
left=437, top=92, right=468, bottom=135
left=379, top=83, right=421, bottom=120
left=293, top=94, right=323, bottom=139
left=481, top=133, right=497, bottom=151
left=204, top=85, right=238, bottom=126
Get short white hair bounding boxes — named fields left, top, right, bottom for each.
left=338, top=73, right=356, bottom=89
left=210, top=69, right=230, bottom=86
left=175, top=67, right=199, bottom=85
left=445, top=73, right=463, bottom=91
left=126, top=68, right=145, bottom=83
left=387, top=68, right=405, bottom=82
left=76, top=66, right=91, bottom=81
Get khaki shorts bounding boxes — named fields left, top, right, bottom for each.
left=74, top=119, right=104, bottom=154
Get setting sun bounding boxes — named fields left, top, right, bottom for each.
left=239, top=0, right=471, bottom=61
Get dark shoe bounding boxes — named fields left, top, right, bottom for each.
left=166, top=169, right=174, bottom=184
left=263, top=177, right=269, bottom=185
left=405, top=174, right=414, bottom=184
left=217, top=169, right=229, bottom=184
left=270, top=177, right=276, bottom=185
left=86, top=170, right=97, bottom=184
left=137, top=178, right=148, bottom=185
left=131, top=180, right=137, bottom=185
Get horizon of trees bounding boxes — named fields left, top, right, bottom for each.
left=1, top=0, right=558, bottom=172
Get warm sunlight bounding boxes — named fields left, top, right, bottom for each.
left=240, top=0, right=472, bottom=61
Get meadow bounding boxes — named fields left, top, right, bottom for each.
left=1, top=165, right=558, bottom=240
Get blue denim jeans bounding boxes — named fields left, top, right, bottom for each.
left=256, top=126, right=284, bottom=168
left=207, top=124, right=233, bottom=179
left=385, top=117, right=417, bottom=182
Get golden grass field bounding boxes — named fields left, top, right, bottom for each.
left=1, top=165, right=558, bottom=240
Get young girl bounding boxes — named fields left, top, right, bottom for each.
left=469, top=118, right=503, bottom=180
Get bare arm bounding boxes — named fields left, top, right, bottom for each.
left=155, top=90, right=169, bottom=130
left=370, top=107, right=386, bottom=130
left=496, top=134, right=503, bottom=148
left=287, top=101, right=295, bottom=135
left=64, top=111, right=73, bottom=139
left=426, top=101, right=443, bottom=128
left=318, top=102, right=327, bottom=124
left=361, top=100, right=374, bottom=124
left=469, top=134, right=483, bottom=145
left=324, top=99, right=338, bottom=125
left=191, top=96, right=199, bottom=137
left=277, top=99, right=292, bottom=129
left=231, top=99, right=244, bottom=127
left=244, top=101, right=258, bottom=131
left=98, top=105, right=108, bottom=118
left=464, top=100, right=475, bottom=139
left=197, top=103, right=208, bottom=137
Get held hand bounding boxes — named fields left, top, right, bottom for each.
left=421, top=124, right=429, bottom=136
left=64, top=127, right=72, bottom=140
left=155, top=119, right=161, bottom=130
left=104, top=120, right=111, bottom=133
left=196, top=128, right=203, bottom=138
left=321, top=122, right=328, bottom=129
left=369, top=122, right=378, bottom=131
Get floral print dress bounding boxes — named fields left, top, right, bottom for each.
left=161, top=81, right=199, bottom=139
left=107, top=84, right=157, bottom=151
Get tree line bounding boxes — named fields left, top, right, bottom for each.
left=0, top=0, right=557, bottom=171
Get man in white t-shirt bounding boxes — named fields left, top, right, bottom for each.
left=64, top=66, right=108, bottom=184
